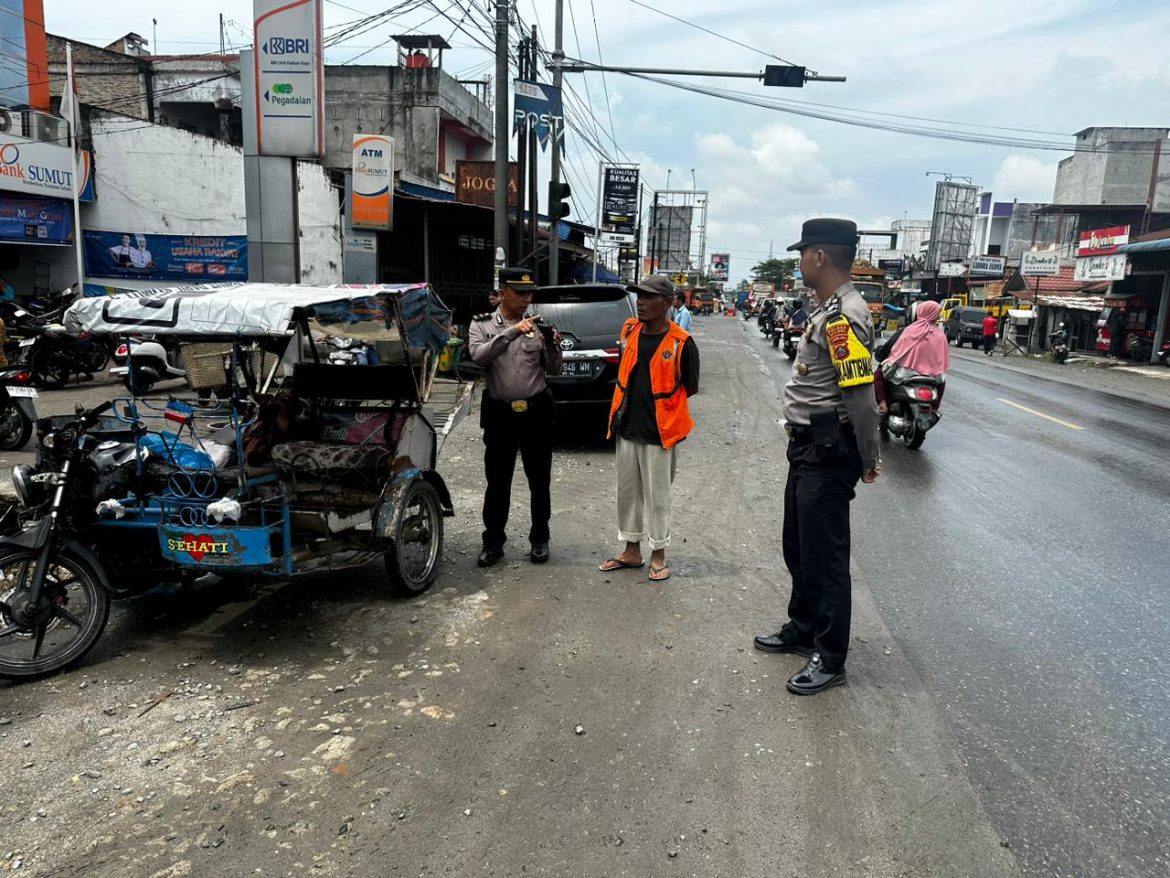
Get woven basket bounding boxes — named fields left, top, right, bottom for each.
left=181, top=343, right=233, bottom=390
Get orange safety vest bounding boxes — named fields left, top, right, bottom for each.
left=607, top=318, right=694, bottom=449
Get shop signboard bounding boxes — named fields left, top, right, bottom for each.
left=1077, top=224, right=1129, bottom=257
left=0, top=195, right=72, bottom=244
left=0, top=135, right=94, bottom=201
left=1074, top=254, right=1128, bottom=282
left=600, top=166, right=638, bottom=243
left=84, top=231, right=248, bottom=281
left=938, top=261, right=966, bottom=277
left=878, top=258, right=904, bottom=273
left=513, top=80, right=564, bottom=151
left=455, top=160, right=519, bottom=209
left=1020, top=251, right=1061, bottom=276
left=971, top=255, right=1006, bottom=277
left=751, top=281, right=775, bottom=296
left=351, top=134, right=393, bottom=230
left=253, top=0, right=324, bottom=157
left=710, top=252, right=730, bottom=281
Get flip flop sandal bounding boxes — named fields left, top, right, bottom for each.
left=598, top=558, right=645, bottom=572
left=648, top=564, right=671, bottom=582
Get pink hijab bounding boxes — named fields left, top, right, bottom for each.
left=887, top=300, right=950, bottom=376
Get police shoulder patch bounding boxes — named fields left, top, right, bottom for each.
left=471, top=312, right=493, bottom=322
left=825, top=315, right=874, bottom=388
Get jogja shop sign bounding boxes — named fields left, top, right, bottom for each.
left=1078, top=225, right=1129, bottom=257
left=455, top=161, right=519, bottom=209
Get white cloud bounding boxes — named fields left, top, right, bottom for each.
left=992, top=155, right=1059, bottom=203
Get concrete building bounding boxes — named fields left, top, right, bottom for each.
left=1054, top=127, right=1169, bottom=210
left=892, top=219, right=930, bottom=259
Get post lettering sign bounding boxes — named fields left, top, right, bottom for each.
left=513, top=80, right=565, bottom=151
left=1078, top=225, right=1129, bottom=257
left=455, top=161, right=519, bottom=209
left=1074, top=254, right=1128, bottom=282
left=351, top=134, right=393, bottom=230
left=600, top=166, right=639, bottom=243
left=253, top=0, right=324, bottom=157
left=971, top=255, right=1006, bottom=277
left=1020, top=251, right=1061, bottom=277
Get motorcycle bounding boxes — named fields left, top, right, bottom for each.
left=111, top=337, right=187, bottom=394
left=1157, top=341, right=1169, bottom=367
left=880, top=366, right=942, bottom=450
left=778, top=324, right=798, bottom=359
left=23, top=326, right=110, bottom=390
left=1049, top=324, right=1070, bottom=364
left=0, top=365, right=38, bottom=450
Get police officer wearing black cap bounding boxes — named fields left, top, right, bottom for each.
left=753, top=218, right=881, bottom=695
left=468, top=268, right=562, bottom=567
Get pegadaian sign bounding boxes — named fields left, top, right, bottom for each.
left=253, top=0, right=324, bottom=157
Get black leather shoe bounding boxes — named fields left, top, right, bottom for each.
left=786, top=653, right=846, bottom=695
left=753, top=623, right=814, bottom=657
left=530, top=542, right=550, bottom=564
left=477, top=546, right=505, bottom=568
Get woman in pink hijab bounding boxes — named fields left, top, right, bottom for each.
left=874, top=299, right=949, bottom=413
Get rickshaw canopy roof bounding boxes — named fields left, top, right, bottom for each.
left=63, top=282, right=452, bottom=350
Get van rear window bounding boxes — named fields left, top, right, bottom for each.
left=533, top=285, right=629, bottom=304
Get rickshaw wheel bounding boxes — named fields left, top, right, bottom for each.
left=384, top=480, right=443, bottom=597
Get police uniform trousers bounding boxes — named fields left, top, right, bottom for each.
left=481, top=390, right=554, bottom=550
left=782, top=424, right=863, bottom=671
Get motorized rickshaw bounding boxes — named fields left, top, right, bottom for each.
left=0, top=283, right=457, bottom=679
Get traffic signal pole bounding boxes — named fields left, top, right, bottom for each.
left=548, top=0, right=565, bottom=285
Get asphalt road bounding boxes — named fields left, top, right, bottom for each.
left=752, top=318, right=1170, bottom=878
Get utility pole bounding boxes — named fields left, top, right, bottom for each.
left=548, top=0, right=564, bottom=285
left=493, top=0, right=510, bottom=276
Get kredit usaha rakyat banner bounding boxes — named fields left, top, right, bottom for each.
left=253, top=0, right=324, bottom=157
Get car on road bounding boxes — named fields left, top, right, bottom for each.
left=531, top=283, right=635, bottom=406
left=944, top=306, right=989, bottom=347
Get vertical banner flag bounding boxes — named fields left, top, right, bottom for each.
left=513, top=79, right=564, bottom=151
left=352, top=134, right=393, bottom=230
left=600, top=167, right=638, bottom=242
left=253, top=0, right=325, bottom=157
left=710, top=252, right=730, bottom=281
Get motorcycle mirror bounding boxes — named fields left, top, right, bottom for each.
left=74, top=403, right=85, bottom=417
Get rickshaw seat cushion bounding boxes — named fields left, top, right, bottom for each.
left=293, top=363, right=421, bottom=402
left=271, top=441, right=389, bottom=484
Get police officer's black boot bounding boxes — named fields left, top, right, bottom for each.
left=530, top=542, right=549, bottom=564
left=477, top=545, right=505, bottom=568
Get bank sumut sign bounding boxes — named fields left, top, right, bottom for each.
left=0, top=135, right=94, bottom=202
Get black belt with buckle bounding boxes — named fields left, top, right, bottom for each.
left=784, top=421, right=853, bottom=443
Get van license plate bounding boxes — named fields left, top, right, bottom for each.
left=561, top=359, right=597, bottom=377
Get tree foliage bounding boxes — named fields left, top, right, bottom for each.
left=751, top=257, right=798, bottom=286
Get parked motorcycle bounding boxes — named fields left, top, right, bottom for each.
left=24, top=326, right=110, bottom=390
left=880, top=366, right=942, bottom=450
left=1049, top=324, right=1070, bottom=364
left=111, top=337, right=187, bottom=394
left=1157, top=341, right=1169, bottom=367
left=0, top=365, right=38, bottom=450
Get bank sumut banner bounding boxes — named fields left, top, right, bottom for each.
left=84, top=231, right=248, bottom=281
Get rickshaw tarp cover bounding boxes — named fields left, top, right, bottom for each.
left=63, top=283, right=451, bottom=350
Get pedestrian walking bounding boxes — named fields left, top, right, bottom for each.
left=672, top=292, right=693, bottom=331
left=467, top=267, right=563, bottom=568
left=1107, top=307, right=1126, bottom=358
left=982, top=309, right=999, bottom=355
left=599, top=275, right=699, bottom=582
left=753, top=218, right=881, bottom=695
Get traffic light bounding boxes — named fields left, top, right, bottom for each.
left=763, top=65, right=806, bottom=87
left=548, top=181, right=571, bottom=221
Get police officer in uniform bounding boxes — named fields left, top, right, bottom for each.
left=752, top=219, right=881, bottom=695
left=467, top=268, right=563, bottom=568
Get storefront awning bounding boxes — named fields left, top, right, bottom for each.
left=1037, top=295, right=1105, bottom=312
left=1119, top=239, right=1170, bottom=254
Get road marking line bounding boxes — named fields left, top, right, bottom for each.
left=996, top=398, right=1084, bottom=431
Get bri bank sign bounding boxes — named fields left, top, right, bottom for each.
left=0, top=135, right=95, bottom=202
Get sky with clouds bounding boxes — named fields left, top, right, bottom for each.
left=45, top=0, right=1170, bottom=282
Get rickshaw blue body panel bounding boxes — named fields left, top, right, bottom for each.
left=158, top=525, right=275, bottom=568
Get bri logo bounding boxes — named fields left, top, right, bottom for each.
left=266, top=36, right=310, bottom=55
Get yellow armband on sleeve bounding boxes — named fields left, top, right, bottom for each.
left=825, top=315, right=874, bottom=387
